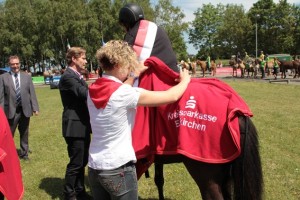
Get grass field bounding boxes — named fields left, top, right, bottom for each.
left=15, top=79, right=300, bottom=200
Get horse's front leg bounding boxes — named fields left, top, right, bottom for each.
left=154, top=163, right=165, bottom=200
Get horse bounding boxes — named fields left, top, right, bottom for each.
left=229, top=58, right=243, bottom=77
left=292, top=60, right=300, bottom=78
left=265, top=60, right=274, bottom=77
left=152, top=115, right=263, bottom=200
left=278, top=60, right=299, bottom=79
left=238, top=60, right=246, bottom=78
left=180, top=60, right=196, bottom=77
left=196, top=60, right=207, bottom=77
left=134, top=58, right=263, bottom=200
left=210, top=60, right=217, bottom=76
left=245, top=58, right=259, bottom=78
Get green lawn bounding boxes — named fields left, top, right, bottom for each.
left=15, top=79, right=300, bottom=200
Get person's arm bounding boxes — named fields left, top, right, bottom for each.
left=61, top=73, right=88, bottom=100
left=137, top=68, right=190, bottom=107
left=124, top=73, right=139, bottom=85
left=28, top=75, right=39, bottom=115
left=124, top=61, right=148, bottom=86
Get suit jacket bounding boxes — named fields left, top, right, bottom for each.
left=59, top=67, right=91, bottom=138
left=0, top=71, right=39, bottom=119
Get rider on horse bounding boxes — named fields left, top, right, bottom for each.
left=206, top=55, right=211, bottom=71
left=259, top=51, right=266, bottom=78
left=236, top=51, right=242, bottom=64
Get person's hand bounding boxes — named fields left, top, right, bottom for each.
left=33, top=111, right=39, bottom=116
left=134, top=61, right=148, bottom=76
left=176, top=68, right=191, bottom=84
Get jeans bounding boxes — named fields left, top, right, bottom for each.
left=88, top=162, right=138, bottom=200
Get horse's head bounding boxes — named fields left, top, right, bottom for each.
left=229, top=59, right=236, bottom=66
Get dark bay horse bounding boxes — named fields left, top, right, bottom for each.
left=136, top=58, right=263, bottom=200
left=151, top=116, right=263, bottom=200
left=279, top=60, right=299, bottom=78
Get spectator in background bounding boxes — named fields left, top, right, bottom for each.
left=0, top=55, right=39, bottom=160
left=244, top=52, right=250, bottom=62
left=58, top=47, right=92, bottom=200
left=236, top=52, right=241, bottom=63
left=273, top=57, right=280, bottom=80
left=119, top=3, right=179, bottom=72
left=206, top=54, right=211, bottom=70
left=259, top=51, right=266, bottom=78
left=259, top=51, right=265, bottom=61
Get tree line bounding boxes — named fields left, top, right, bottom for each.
left=190, top=0, right=300, bottom=60
left=0, top=0, right=299, bottom=73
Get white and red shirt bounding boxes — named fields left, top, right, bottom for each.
left=87, top=75, right=142, bottom=170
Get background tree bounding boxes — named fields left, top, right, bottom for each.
left=1, top=0, right=38, bottom=69
left=189, top=3, right=222, bottom=59
left=216, top=4, right=251, bottom=58
left=153, top=0, right=188, bottom=60
left=292, top=5, right=300, bottom=56
left=0, top=0, right=299, bottom=71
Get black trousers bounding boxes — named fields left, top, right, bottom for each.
left=8, top=107, right=30, bottom=158
left=64, top=136, right=90, bottom=200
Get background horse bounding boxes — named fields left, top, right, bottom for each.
left=291, top=60, right=300, bottom=78
left=238, top=61, right=246, bottom=78
left=210, top=60, right=217, bottom=76
left=230, top=57, right=246, bottom=78
left=279, top=60, right=299, bottom=79
left=265, top=60, right=274, bottom=77
left=196, top=60, right=207, bottom=77
left=152, top=116, right=263, bottom=200
left=245, top=57, right=258, bottom=78
left=180, top=60, right=196, bottom=77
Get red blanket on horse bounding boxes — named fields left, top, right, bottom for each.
left=0, top=108, right=24, bottom=200
left=133, top=57, right=253, bottom=178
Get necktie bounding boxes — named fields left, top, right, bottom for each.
left=15, top=73, right=21, bottom=106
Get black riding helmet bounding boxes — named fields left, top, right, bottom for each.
left=119, top=3, right=144, bottom=29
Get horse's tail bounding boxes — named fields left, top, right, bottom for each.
left=232, top=116, right=263, bottom=200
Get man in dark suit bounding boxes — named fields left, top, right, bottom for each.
left=0, top=55, right=39, bottom=160
left=59, top=47, right=91, bottom=200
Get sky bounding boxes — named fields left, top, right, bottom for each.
left=154, top=0, right=300, bottom=54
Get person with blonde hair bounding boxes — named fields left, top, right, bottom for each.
left=87, top=40, right=190, bottom=200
